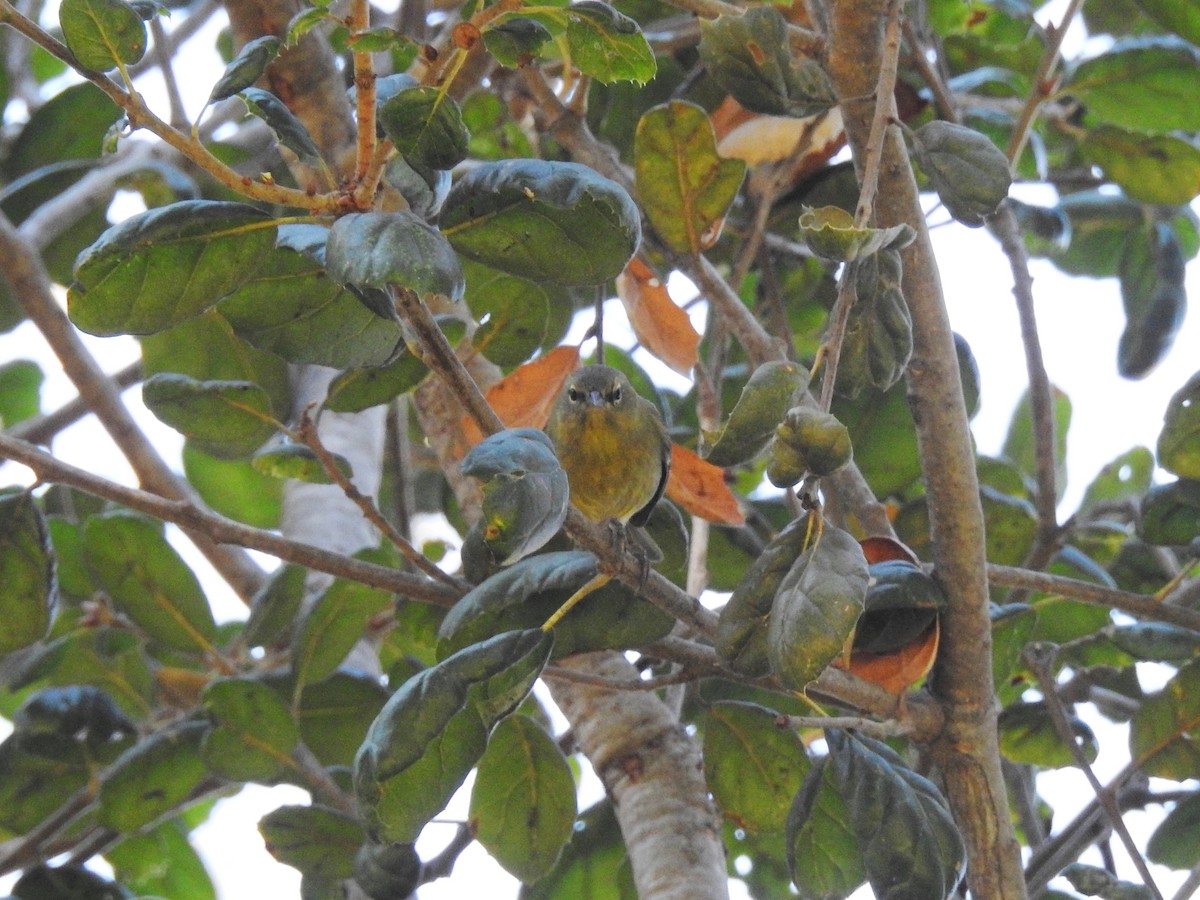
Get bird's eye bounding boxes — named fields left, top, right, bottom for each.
left=568, top=387, right=583, bottom=402
left=609, top=386, right=622, bottom=403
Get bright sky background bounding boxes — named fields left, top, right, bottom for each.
left=2, top=0, right=1199, bottom=896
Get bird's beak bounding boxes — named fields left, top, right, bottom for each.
left=586, top=390, right=605, bottom=407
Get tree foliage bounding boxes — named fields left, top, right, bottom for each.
left=1, top=0, right=1200, bottom=897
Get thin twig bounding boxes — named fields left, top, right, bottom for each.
left=148, top=15, right=187, bottom=130
left=10, top=362, right=143, bottom=446
left=1004, top=0, right=1086, bottom=165
left=784, top=714, right=913, bottom=740
left=853, top=0, right=904, bottom=229
left=1025, top=644, right=1164, bottom=900
left=0, top=432, right=463, bottom=607
left=900, top=18, right=957, bottom=123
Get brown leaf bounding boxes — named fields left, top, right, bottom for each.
left=666, top=444, right=745, bottom=525
left=616, top=258, right=701, bottom=376
left=836, top=618, right=940, bottom=695
left=860, top=536, right=920, bottom=565
left=462, top=345, right=581, bottom=446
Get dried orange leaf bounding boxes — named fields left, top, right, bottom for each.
left=666, top=444, right=745, bottom=525
left=615, top=258, right=701, bottom=376
left=463, top=346, right=581, bottom=445
left=837, top=620, right=940, bottom=695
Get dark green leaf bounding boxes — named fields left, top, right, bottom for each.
left=239, top=87, right=323, bottom=165
left=464, top=259, right=566, bottom=367
left=767, top=523, right=868, bottom=690
left=82, top=511, right=218, bottom=653
left=483, top=17, right=551, bottom=67
left=1133, top=0, right=1200, bottom=43
left=461, top=429, right=569, bottom=566
left=9, top=863, right=126, bottom=900
left=59, top=0, right=147, bottom=71
left=998, top=702, right=1098, bottom=768
left=564, top=1, right=656, bottom=85
left=698, top=8, right=836, bottom=117
left=11, top=627, right=155, bottom=719
left=521, top=800, right=636, bottom=900
left=292, top=565, right=395, bottom=691
left=1002, top=385, right=1070, bottom=501
left=201, top=677, right=299, bottom=781
left=1081, top=126, right=1200, bottom=206
left=1110, top=622, right=1200, bottom=662
left=260, top=804, right=362, bottom=880
left=833, top=378, right=922, bottom=498
left=470, top=714, right=577, bottom=882
left=354, top=628, right=552, bottom=843
left=219, top=224, right=406, bottom=369
left=1139, top=479, right=1200, bottom=545
left=354, top=842, right=421, bottom=899
left=207, top=35, right=282, bottom=104
left=704, top=361, right=810, bottom=468
left=828, top=730, right=967, bottom=900
left=182, top=444, right=283, bottom=529
left=109, top=819, right=217, bottom=900
left=991, top=603, right=1038, bottom=694
left=0, top=734, right=92, bottom=834
left=441, top=159, right=640, bottom=286
left=0, top=490, right=56, bottom=653
left=1147, top=790, right=1200, bottom=868
left=1157, top=371, right=1200, bottom=479
left=716, top=517, right=813, bottom=677
left=379, top=86, right=469, bottom=171
left=326, top=211, right=465, bottom=300
left=704, top=701, right=809, bottom=834
left=292, top=671, right=390, bottom=767
left=244, top=564, right=307, bottom=648
left=439, top=550, right=673, bottom=658
left=69, top=200, right=276, bottom=336
left=787, top=757, right=865, bottom=900
left=383, top=154, right=451, bottom=219
left=767, top=407, right=853, bottom=486
left=1118, top=221, right=1186, bottom=378
left=0, top=360, right=43, bottom=426
left=13, top=686, right=135, bottom=746
left=1130, top=658, right=1200, bottom=779
left=97, top=721, right=209, bottom=831
left=1065, top=36, right=1200, bottom=134
left=911, top=121, right=1012, bottom=227
left=143, top=373, right=276, bottom=459
left=842, top=248, right=913, bottom=395
left=323, top=348, right=429, bottom=413
left=634, top=100, right=745, bottom=254
left=852, top=561, right=944, bottom=654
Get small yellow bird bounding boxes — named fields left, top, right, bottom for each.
left=545, top=364, right=671, bottom=527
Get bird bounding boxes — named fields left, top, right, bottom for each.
left=545, top=364, right=671, bottom=527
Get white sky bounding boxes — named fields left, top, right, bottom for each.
left=2, top=0, right=1199, bottom=896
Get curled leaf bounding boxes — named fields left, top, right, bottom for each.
left=704, top=360, right=810, bottom=467
left=798, top=206, right=915, bottom=262
left=911, top=121, right=1012, bottom=227
left=766, top=407, right=852, bottom=487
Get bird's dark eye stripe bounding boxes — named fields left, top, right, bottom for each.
left=568, top=387, right=582, bottom=401
left=608, top=387, right=622, bottom=402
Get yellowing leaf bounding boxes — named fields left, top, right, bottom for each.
left=666, top=444, right=744, bottom=525
left=615, top=258, right=700, bottom=376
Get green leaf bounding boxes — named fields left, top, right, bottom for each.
left=470, top=714, right=577, bottom=882
left=1079, top=446, right=1155, bottom=515
left=69, top=200, right=277, bottom=336
left=633, top=100, right=745, bottom=255
left=704, top=361, right=810, bottom=468
left=1118, top=221, right=1187, bottom=378
left=441, top=159, right=640, bottom=286
left=291, top=671, right=390, bottom=767
left=840, top=249, right=913, bottom=395
left=244, top=564, right=307, bottom=648
left=326, top=211, right=465, bottom=300
left=260, top=804, right=362, bottom=880
left=564, top=1, right=656, bottom=85
left=182, top=444, right=283, bottom=529
left=0, top=734, right=92, bottom=834
left=207, top=35, right=282, bottom=104
left=766, top=407, right=853, bottom=487
left=292, top=564, right=395, bottom=691
left=1002, top=384, right=1071, bottom=501
left=483, top=17, right=551, bottom=67
left=354, top=628, right=552, bottom=843
left=991, top=603, right=1038, bottom=695
left=704, top=701, right=809, bottom=834
left=108, top=819, right=217, bottom=900
left=98, top=721, right=209, bottom=831
left=251, top=440, right=349, bottom=484
left=353, top=842, right=422, bottom=898
left=219, top=224, right=406, bottom=369
left=12, top=627, right=155, bottom=719
left=833, top=378, right=922, bottom=498
left=1109, top=622, right=1200, bottom=662
left=1133, top=0, right=1200, bottom=43
left=82, top=511, right=218, bottom=653
left=828, top=730, right=966, bottom=900
left=716, top=517, right=813, bottom=677
left=767, top=523, right=869, bottom=691
left=238, top=87, right=323, bottom=165
left=379, top=86, right=469, bottom=171
left=1130, top=658, right=1200, bottom=779
left=998, top=702, right=1099, bottom=768
left=787, top=757, right=866, bottom=900
left=464, top=259, right=568, bottom=367
left=201, top=677, right=299, bottom=781
left=523, top=800, right=636, bottom=900
left=1139, top=479, right=1200, bottom=546
left=1065, top=36, right=1200, bottom=134
left=438, top=550, right=673, bottom=659
left=1157, top=371, right=1200, bottom=478
left=798, top=206, right=915, bottom=262
left=1081, top=126, right=1200, bottom=206
left=142, top=373, right=277, bottom=460
left=698, top=8, right=836, bottom=118
left=911, top=121, right=1012, bottom=227
left=1147, top=790, right=1200, bottom=868
left=322, top=348, right=429, bottom=413
left=59, top=0, right=147, bottom=71
left=0, top=360, right=44, bottom=426
left=853, top=560, right=944, bottom=654
left=0, top=490, right=56, bottom=653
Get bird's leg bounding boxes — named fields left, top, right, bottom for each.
left=541, top=572, right=612, bottom=631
